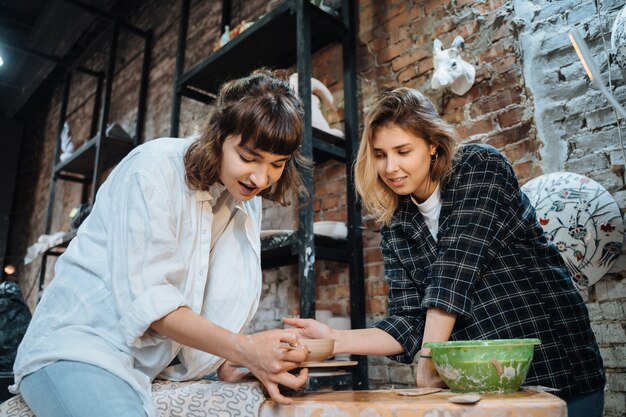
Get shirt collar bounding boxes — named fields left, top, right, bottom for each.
left=195, top=182, right=227, bottom=205
left=235, top=199, right=249, bottom=215
left=410, top=185, right=441, bottom=211
left=195, top=182, right=250, bottom=215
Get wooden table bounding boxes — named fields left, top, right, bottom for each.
left=260, top=389, right=566, bottom=417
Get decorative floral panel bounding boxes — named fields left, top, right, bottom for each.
left=521, top=172, right=624, bottom=289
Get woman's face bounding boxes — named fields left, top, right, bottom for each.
left=372, top=125, right=438, bottom=202
left=219, top=134, right=289, bottom=201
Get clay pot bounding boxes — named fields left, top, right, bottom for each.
left=301, top=339, right=334, bottom=362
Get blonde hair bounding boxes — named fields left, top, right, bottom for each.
left=184, top=69, right=309, bottom=205
left=355, top=88, right=459, bottom=224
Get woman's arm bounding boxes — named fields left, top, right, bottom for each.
left=282, top=317, right=404, bottom=356
left=284, top=310, right=456, bottom=389
left=421, top=307, right=457, bottom=353
left=415, top=307, right=457, bottom=387
left=152, top=306, right=308, bottom=404
left=335, top=328, right=404, bottom=356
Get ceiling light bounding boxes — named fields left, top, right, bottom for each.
left=568, top=29, right=601, bottom=82
left=569, top=28, right=626, bottom=120
left=4, top=265, right=15, bottom=275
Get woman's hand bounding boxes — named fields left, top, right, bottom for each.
left=235, top=329, right=308, bottom=404
left=151, top=308, right=307, bottom=403
left=217, top=360, right=250, bottom=382
left=415, top=357, right=447, bottom=388
left=282, top=317, right=334, bottom=340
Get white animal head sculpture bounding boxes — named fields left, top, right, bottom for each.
left=289, top=73, right=344, bottom=138
left=431, top=36, right=476, bottom=96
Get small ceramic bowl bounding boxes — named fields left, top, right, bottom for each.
left=301, top=338, right=335, bottom=362
left=313, top=221, right=348, bottom=239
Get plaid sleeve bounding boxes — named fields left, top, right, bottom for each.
left=374, top=232, right=426, bottom=364
left=423, top=150, right=525, bottom=318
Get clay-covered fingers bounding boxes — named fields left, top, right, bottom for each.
left=258, top=369, right=309, bottom=405
left=282, top=326, right=305, bottom=339
left=279, top=343, right=308, bottom=364
left=264, top=383, right=293, bottom=405
left=274, top=331, right=307, bottom=365
left=273, top=368, right=309, bottom=390
left=242, top=330, right=306, bottom=375
left=276, top=329, right=301, bottom=347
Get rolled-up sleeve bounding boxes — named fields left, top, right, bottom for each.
left=422, top=152, right=523, bottom=318
left=374, top=234, right=426, bottom=364
left=107, top=171, right=190, bottom=348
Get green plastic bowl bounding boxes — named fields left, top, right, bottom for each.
left=423, top=339, right=541, bottom=393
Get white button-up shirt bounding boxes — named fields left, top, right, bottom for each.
left=12, top=137, right=263, bottom=416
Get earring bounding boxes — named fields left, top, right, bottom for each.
left=430, top=152, right=439, bottom=165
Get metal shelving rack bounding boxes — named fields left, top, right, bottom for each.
left=170, top=0, right=367, bottom=390
left=38, top=4, right=151, bottom=296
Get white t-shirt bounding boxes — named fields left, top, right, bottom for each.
left=12, top=137, right=263, bottom=417
left=411, top=185, right=442, bottom=242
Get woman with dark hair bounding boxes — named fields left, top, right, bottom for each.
left=12, top=70, right=310, bottom=416
left=285, top=87, right=605, bottom=417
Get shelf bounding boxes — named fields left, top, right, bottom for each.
left=52, top=126, right=342, bottom=179
left=312, top=127, right=346, bottom=163
left=261, top=232, right=349, bottom=269
left=283, top=370, right=353, bottom=393
left=305, top=371, right=353, bottom=391
left=178, top=0, right=345, bottom=97
left=170, top=0, right=367, bottom=390
left=54, top=133, right=134, bottom=178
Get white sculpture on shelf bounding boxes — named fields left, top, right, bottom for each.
left=219, top=25, right=230, bottom=47
left=431, top=36, right=476, bottom=96
left=289, top=73, right=344, bottom=138
left=59, top=122, right=75, bottom=162
left=521, top=172, right=624, bottom=290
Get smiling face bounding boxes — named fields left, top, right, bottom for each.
left=219, top=134, right=290, bottom=201
left=372, top=125, right=438, bottom=203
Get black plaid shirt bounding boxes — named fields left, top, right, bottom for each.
left=375, top=144, right=605, bottom=399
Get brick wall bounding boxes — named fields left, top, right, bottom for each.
left=6, top=0, right=625, bottom=412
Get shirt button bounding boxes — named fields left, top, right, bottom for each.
left=202, top=229, right=207, bottom=234
left=198, top=271, right=204, bottom=276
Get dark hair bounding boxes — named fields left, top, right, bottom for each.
left=355, top=87, right=459, bottom=224
left=184, top=69, right=309, bottom=205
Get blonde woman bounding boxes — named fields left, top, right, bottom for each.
left=13, top=70, right=310, bottom=417
left=285, top=87, right=605, bottom=417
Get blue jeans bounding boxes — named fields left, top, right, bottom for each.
left=567, top=388, right=604, bottom=417
left=20, top=360, right=146, bottom=417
